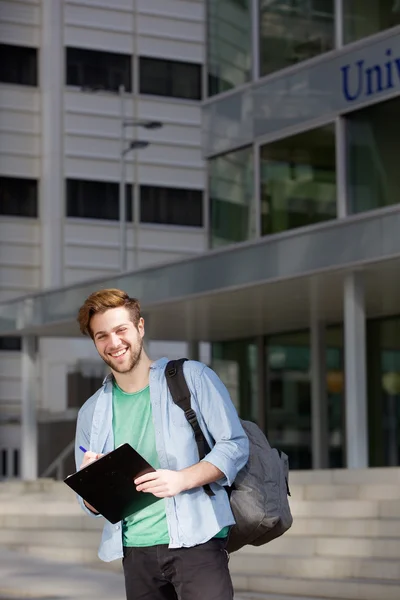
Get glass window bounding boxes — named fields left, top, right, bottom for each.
left=266, top=331, right=312, bottom=470
left=209, top=146, right=255, bottom=248
left=140, top=57, right=201, bottom=100
left=259, top=0, right=334, bottom=77
left=66, top=179, right=133, bottom=221
left=140, top=186, right=203, bottom=227
left=348, top=97, right=400, bottom=214
left=0, top=44, right=38, bottom=86
left=344, top=0, right=400, bottom=44
left=260, top=124, right=336, bottom=236
left=367, top=316, right=400, bottom=467
left=66, top=47, right=131, bottom=92
left=0, top=177, right=38, bottom=218
left=212, top=338, right=259, bottom=423
left=0, top=337, right=22, bottom=351
left=207, top=0, right=252, bottom=96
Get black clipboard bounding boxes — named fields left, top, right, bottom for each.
left=64, top=443, right=160, bottom=523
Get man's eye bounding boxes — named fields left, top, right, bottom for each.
left=118, top=328, right=127, bottom=334
left=97, top=335, right=105, bottom=341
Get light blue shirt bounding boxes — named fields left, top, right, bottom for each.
left=74, top=357, right=249, bottom=562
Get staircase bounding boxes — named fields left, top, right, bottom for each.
left=1, top=468, right=400, bottom=600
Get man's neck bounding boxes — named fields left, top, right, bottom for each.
left=112, top=352, right=153, bottom=394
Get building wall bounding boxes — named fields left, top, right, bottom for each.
left=0, top=0, right=206, bottom=468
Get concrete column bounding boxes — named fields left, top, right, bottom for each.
left=344, top=272, right=368, bottom=468
left=21, top=336, right=38, bottom=481
left=311, top=319, right=329, bottom=469
left=40, top=0, right=64, bottom=287
left=187, top=341, right=199, bottom=361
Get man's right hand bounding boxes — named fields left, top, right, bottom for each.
left=79, top=451, right=103, bottom=514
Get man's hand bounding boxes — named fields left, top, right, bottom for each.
left=135, top=469, right=187, bottom=498
left=79, top=451, right=103, bottom=470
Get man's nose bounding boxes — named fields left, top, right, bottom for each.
left=109, top=332, right=121, bottom=347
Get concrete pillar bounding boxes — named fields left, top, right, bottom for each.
left=311, top=319, right=329, bottom=468
left=40, top=0, right=64, bottom=287
left=187, top=341, right=199, bottom=361
left=344, top=272, right=368, bottom=468
left=21, top=336, right=38, bottom=481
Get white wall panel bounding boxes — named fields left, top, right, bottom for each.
left=67, top=0, right=133, bottom=10
left=65, top=3, right=133, bottom=31
left=137, top=97, right=201, bottom=125
left=64, top=26, right=134, bottom=53
left=0, top=131, right=40, bottom=156
left=138, top=163, right=204, bottom=188
left=137, top=36, right=203, bottom=63
left=0, top=220, right=41, bottom=300
left=0, top=0, right=40, bottom=46
left=137, top=14, right=202, bottom=45
left=0, top=265, right=40, bottom=288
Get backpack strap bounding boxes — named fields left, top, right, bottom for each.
left=165, top=358, right=214, bottom=497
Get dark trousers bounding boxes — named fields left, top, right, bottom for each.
left=122, top=538, right=234, bottom=600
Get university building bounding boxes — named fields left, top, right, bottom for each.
left=0, top=1, right=400, bottom=480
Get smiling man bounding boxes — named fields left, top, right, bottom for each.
left=74, top=288, right=249, bottom=600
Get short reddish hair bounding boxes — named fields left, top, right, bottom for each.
left=77, top=288, right=141, bottom=338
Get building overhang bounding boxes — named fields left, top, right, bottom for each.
left=1, top=207, right=400, bottom=342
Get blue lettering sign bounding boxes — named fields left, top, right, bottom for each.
left=341, top=49, right=400, bottom=102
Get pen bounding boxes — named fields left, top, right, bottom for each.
left=79, top=445, right=87, bottom=453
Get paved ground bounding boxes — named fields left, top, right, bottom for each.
left=0, top=547, right=247, bottom=600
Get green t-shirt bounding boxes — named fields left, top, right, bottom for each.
left=112, top=381, right=229, bottom=546
left=112, top=382, right=170, bottom=547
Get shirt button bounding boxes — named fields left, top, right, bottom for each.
left=115, top=525, right=120, bottom=530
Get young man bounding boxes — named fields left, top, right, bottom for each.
left=74, top=288, right=249, bottom=600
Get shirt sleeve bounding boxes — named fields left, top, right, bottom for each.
left=74, top=409, right=102, bottom=518
left=194, top=365, right=249, bottom=487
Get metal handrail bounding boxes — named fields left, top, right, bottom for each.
left=41, top=439, right=75, bottom=480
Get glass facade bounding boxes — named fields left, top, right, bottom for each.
left=207, top=0, right=252, bottom=96
left=368, top=317, right=400, bottom=467
left=260, top=125, right=336, bottom=235
left=209, top=146, right=256, bottom=248
left=348, top=98, right=400, bottom=214
left=212, top=339, right=259, bottom=423
left=344, top=0, right=400, bottom=44
left=259, top=0, right=334, bottom=77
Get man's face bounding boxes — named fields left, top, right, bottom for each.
left=91, top=307, right=144, bottom=374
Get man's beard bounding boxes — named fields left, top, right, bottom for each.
left=103, top=338, right=143, bottom=374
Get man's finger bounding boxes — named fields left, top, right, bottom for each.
left=134, top=471, right=160, bottom=485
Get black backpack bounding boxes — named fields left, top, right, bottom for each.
left=165, top=359, right=293, bottom=554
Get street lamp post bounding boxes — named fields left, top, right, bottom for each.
left=82, top=84, right=162, bottom=273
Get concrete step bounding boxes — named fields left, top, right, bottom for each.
left=3, top=543, right=121, bottom=571
left=243, top=535, right=400, bottom=559
left=289, top=483, right=400, bottom=501
left=289, top=517, right=400, bottom=538
left=0, top=512, right=103, bottom=531
left=0, top=528, right=101, bottom=549
left=232, top=573, right=400, bottom=600
left=289, top=467, right=400, bottom=486
left=230, top=552, right=400, bottom=581
left=290, top=498, right=400, bottom=519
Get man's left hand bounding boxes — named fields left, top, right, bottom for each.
left=134, top=469, right=186, bottom=498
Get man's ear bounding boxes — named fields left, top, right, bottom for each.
left=138, top=317, right=145, bottom=338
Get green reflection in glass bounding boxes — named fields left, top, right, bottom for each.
left=348, top=98, right=400, bottom=214
left=207, top=0, right=252, bottom=96
left=344, top=0, right=400, bottom=44
left=260, top=125, right=336, bottom=236
left=209, top=146, right=255, bottom=248
left=259, top=0, right=334, bottom=77
left=211, top=338, right=259, bottom=423
left=367, top=316, right=400, bottom=467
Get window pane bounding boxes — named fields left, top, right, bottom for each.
left=66, top=179, right=132, bottom=221
left=140, top=186, right=203, bottom=227
left=212, top=338, right=259, bottom=422
left=1, top=450, right=6, bottom=478
left=260, top=125, right=336, bottom=236
left=139, top=57, right=201, bottom=100
left=367, top=316, right=400, bottom=467
left=348, top=97, right=400, bottom=214
left=207, top=0, right=252, bottom=96
left=266, top=331, right=312, bottom=470
left=0, top=177, right=38, bottom=217
left=0, top=44, right=38, bottom=86
left=259, top=0, right=334, bottom=77
left=344, top=0, right=400, bottom=44
left=13, top=449, right=19, bottom=477
left=66, top=47, right=131, bottom=92
left=209, top=146, right=255, bottom=248
left=0, top=337, right=22, bottom=351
